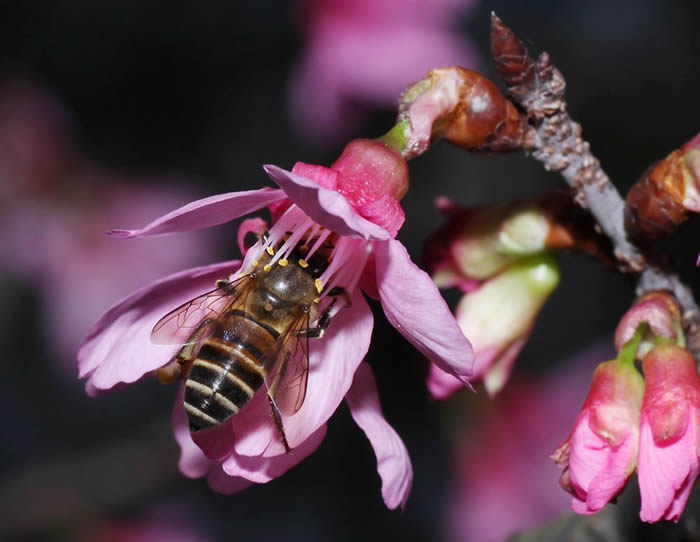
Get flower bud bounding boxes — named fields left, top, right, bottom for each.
left=614, top=290, right=683, bottom=360
left=625, top=132, right=700, bottom=241
left=638, top=344, right=700, bottom=522
left=424, top=191, right=611, bottom=286
left=552, top=360, right=644, bottom=514
left=428, top=253, right=559, bottom=397
left=397, top=67, right=531, bottom=159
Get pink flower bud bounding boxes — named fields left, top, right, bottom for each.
left=638, top=344, right=700, bottom=522
left=614, top=290, right=682, bottom=359
left=552, top=360, right=644, bottom=515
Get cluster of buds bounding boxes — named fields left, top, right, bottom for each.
left=425, top=191, right=611, bottom=396
left=552, top=291, right=700, bottom=522
left=625, top=133, right=700, bottom=242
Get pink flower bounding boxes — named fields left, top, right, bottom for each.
left=638, top=344, right=700, bottom=522
left=428, top=253, right=559, bottom=397
left=77, top=140, right=473, bottom=507
left=288, top=0, right=480, bottom=142
left=551, top=358, right=644, bottom=515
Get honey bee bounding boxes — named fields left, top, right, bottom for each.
left=151, top=234, right=347, bottom=453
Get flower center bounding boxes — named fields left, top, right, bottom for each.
left=240, top=204, right=370, bottom=317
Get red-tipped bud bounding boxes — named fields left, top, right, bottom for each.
left=625, top=132, right=700, bottom=242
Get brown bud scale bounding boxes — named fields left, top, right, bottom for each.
left=624, top=151, right=688, bottom=242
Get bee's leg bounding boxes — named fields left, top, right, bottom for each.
left=327, top=286, right=352, bottom=308
left=267, top=393, right=292, bottom=453
left=299, top=287, right=352, bottom=339
left=155, top=319, right=214, bottom=384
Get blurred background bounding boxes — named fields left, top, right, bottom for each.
left=0, top=1, right=698, bottom=540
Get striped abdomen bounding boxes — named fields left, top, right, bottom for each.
left=184, top=310, right=280, bottom=432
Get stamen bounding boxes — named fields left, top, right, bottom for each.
left=305, top=229, right=332, bottom=260
left=315, top=278, right=323, bottom=293
left=266, top=246, right=275, bottom=255
left=252, top=260, right=259, bottom=267
left=298, top=259, right=308, bottom=268
left=278, top=258, right=288, bottom=267
left=263, top=264, right=272, bottom=272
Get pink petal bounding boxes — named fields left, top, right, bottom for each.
left=107, top=188, right=286, bottom=238
left=222, top=425, right=327, bottom=483
left=426, top=363, right=463, bottom=400
left=172, top=386, right=214, bottom=479
left=263, top=165, right=391, bottom=240
left=78, top=260, right=241, bottom=391
left=356, top=193, right=405, bottom=238
left=237, top=217, right=268, bottom=256
left=207, top=466, right=254, bottom=495
left=374, top=239, right=474, bottom=380
left=568, top=413, right=612, bottom=496
left=291, top=162, right=338, bottom=190
left=233, top=288, right=374, bottom=457
left=346, top=363, right=413, bottom=509
left=638, top=412, right=700, bottom=522
left=586, top=432, right=636, bottom=511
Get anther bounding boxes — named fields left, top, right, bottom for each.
left=263, top=264, right=272, bottom=272
left=315, top=278, right=323, bottom=294
left=278, top=258, right=288, bottom=267
left=266, top=246, right=275, bottom=255
left=298, top=259, right=308, bottom=268
left=252, top=260, right=259, bottom=267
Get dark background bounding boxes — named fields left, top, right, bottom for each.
left=0, top=1, right=698, bottom=540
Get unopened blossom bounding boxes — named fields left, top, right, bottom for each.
left=625, top=131, right=700, bottom=241
left=428, top=253, right=559, bottom=397
left=77, top=138, right=473, bottom=507
left=638, top=344, right=700, bottom=523
left=551, top=358, right=644, bottom=515
left=288, top=0, right=479, bottom=142
left=615, top=290, right=683, bottom=359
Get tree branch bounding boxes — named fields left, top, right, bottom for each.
left=489, top=12, right=700, bottom=357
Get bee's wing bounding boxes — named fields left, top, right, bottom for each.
left=262, top=312, right=311, bottom=416
left=150, top=274, right=253, bottom=346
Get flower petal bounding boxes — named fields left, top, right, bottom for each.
left=374, top=239, right=474, bottom=380
left=638, top=412, right=700, bottom=522
left=233, top=288, right=374, bottom=457
left=107, top=188, right=286, bottom=238
left=207, top=466, right=254, bottom=495
left=172, top=385, right=214, bottom=479
left=222, top=425, right=327, bottom=483
left=78, top=260, right=241, bottom=391
left=237, top=217, right=268, bottom=256
left=346, top=363, right=413, bottom=510
left=426, top=363, right=464, bottom=400
left=586, top=432, right=636, bottom=512
left=263, top=165, right=391, bottom=241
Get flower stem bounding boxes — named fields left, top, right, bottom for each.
left=618, top=323, right=646, bottom=366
